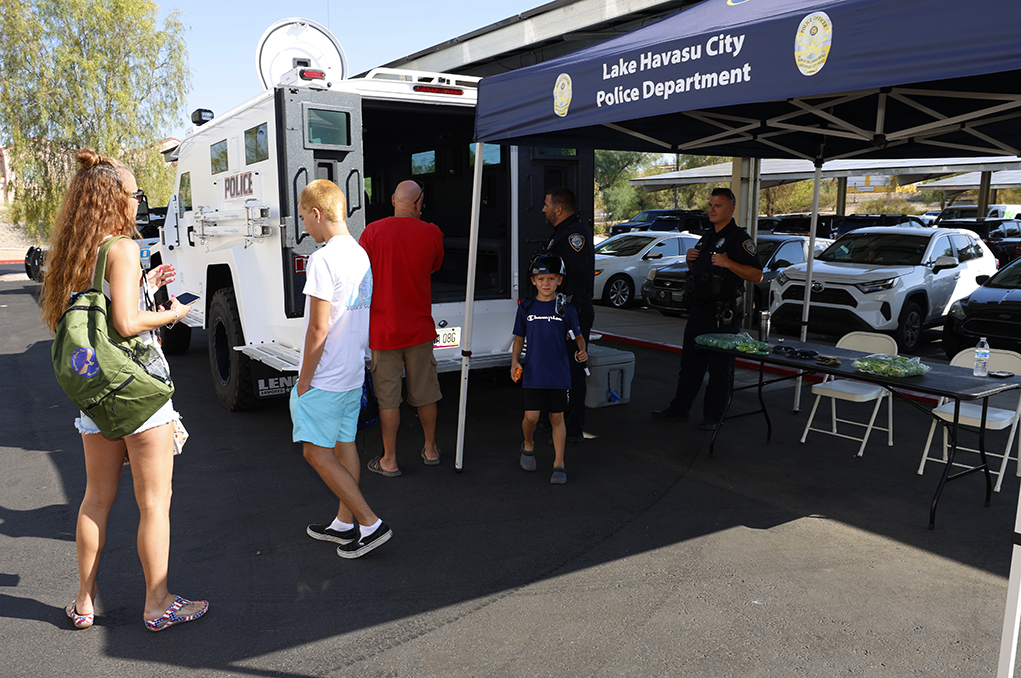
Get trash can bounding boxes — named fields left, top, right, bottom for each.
left=584, top=344, right=635, bottom=408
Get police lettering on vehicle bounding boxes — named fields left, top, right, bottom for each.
left=223, top=171, right=255, bottom=200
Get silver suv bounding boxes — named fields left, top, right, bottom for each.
left=769, top=227, right=996, bottom=353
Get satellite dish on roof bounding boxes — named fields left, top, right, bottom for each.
left=256, top=18, right=348, bottom=90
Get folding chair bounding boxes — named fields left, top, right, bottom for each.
left=800, top=331, right=898, bottom=457
left=917, top=348, right=1021, bottom=492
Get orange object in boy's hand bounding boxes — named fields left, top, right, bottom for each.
left=513, top=366, right=522, bottom=382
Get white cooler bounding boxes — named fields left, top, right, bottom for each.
left=584, top=344, right=635, bottom=408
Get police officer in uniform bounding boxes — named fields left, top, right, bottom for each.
left=652, top=187, right=763, bottom=430
left=542, top=186, right=594, bottom=444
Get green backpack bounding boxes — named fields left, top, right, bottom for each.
left=52, top=236, right=175, bottom=438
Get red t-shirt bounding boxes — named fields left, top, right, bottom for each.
left=359, top=216, right=444, bottom=351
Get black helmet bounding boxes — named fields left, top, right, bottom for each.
left=529, top=253, right=565, bottom=277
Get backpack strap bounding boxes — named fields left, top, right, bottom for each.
left=92, top=235, right=129, bottom=291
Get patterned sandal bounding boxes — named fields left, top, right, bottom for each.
left=144, top=595, right=209, bottom=632
left=66, top=600, right=94, bottom=629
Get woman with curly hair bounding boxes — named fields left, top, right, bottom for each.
left=41, top=148, right=208, bottom=632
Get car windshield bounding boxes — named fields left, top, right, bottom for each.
left=756, top=240, right=781, bottom=263
left=817, top=233, right=930, bottom=265
left=596, top=235, right=655, bottom=257
left=986, top=258, right=1021, bottom=289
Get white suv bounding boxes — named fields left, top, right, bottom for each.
left=769, top=227, right=996, bottom=353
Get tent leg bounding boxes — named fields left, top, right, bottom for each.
left=793, top=163, right=823, bottom=412
left=455, top=143, right=485, bottom=471
left=997, top=483, right=1021, bottom=676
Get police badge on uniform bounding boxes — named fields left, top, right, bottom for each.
left=569, top=233, right=585, bottom=252
left=743, top=239, right=757, bottom=255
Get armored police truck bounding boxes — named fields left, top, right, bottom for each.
left=159, top=18, right=592, bottom=410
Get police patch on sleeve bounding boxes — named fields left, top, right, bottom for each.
left=742, top=239, right=757, bottom=256
left=569, top=233, right=585, bottom=252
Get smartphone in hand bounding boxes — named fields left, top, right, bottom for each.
left=173, top=292, right=199, bottom=306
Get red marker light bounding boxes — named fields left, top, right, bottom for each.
left=413, top=85, right=464, bottom=96
left=299, top=69, right=326, bottom=80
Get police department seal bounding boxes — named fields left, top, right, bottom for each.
left=553, top=73, right=573, bottom=118
left=794, top=12, right=832, bottom=76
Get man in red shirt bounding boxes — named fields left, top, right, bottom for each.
left=359, top=180, right=444, bottom=477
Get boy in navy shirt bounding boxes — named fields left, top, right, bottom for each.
left=511, top=254, right=587, bottom=484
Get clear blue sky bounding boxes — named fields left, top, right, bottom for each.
left=163, top=0, right=539, bottom=138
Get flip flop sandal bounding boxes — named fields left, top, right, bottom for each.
left=144, top=596, right=209, bottom=632
left=420, top=447, right=441, bottom=465
left=66, top=600, right=94, bottom=629
left=367, top=456, right=402, bottom=477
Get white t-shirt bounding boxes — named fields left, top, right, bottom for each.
left=300, top=234, right=372, bottom=393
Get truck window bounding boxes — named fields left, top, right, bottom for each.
left=179, top=172, right=192, bottom=214
left=210, top=140, right=229, bottom=175
left=307, top=109, right=350, bottom=146
left=412, top=150, right=436, bottom=175
left=468, top=144, right=501, bottom=166
left=245, top=123, right=268, bottom=165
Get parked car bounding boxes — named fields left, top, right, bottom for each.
left=933, top=204, right=1021, bottom=225
left=769, top=226, right=997, bottom=353
left=642, top=233, right=832, bottom=317
left=938, top=217, right=1021, bottom=267
left=772, top=213, right=842, bottom=238
left=942, top=255, right=1021, bottom=359
left=594, top=231, right=699, bottom=308
left=24, top=195, right=160, bottom=283
left=833, top=213, right=928, bottom=238
left=919, top=210, right=942, bottom=225
left=756, top=216, right=783, bottom=232
left=608, top=209, right=708, bottom=236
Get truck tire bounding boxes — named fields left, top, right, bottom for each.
left=208, top=288, right=257, bottom=411
left=894, top=301, right=923, bottom=354
left=162, top=323, right=192, bottom=355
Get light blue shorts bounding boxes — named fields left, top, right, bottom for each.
left=290, top=386, right=361, bottom=448
left=76, top=399, right=178, bottom=437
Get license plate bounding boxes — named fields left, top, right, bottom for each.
left=434, top=326, right=461, bottom=349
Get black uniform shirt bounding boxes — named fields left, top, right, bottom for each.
left=545, top=212, right=595, bottom=303
left=690, top=219, right=762, bottom=301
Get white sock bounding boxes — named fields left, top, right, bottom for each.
left=360, top=519, right=382, bottom=539
left=330, top=518, right=355, bottom=533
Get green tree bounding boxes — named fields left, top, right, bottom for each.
left=0, top=0, right=189, bottom=236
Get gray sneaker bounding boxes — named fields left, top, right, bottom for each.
left=551, top=466, right=567, bottom=484
left=520, top=443, right=536, bottom=471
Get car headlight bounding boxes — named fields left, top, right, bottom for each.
left=594, top=269, right=603, bottom=277
left=775, top=270, right=790, bottom=286
left=948, top=300, right=966, bottom=320
left=647, top=269, right=658, bottom=281
left=854, top=278, right=897, bottom=294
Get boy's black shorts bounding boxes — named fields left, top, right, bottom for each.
left=522, top=387, right=570, bottom=414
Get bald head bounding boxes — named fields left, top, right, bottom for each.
left=393, top=180, right=425, bottom=218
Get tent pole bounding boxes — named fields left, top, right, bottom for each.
left=996, top=484, right=1021, bottom=677
left=793, top=162, right=822, bottom=412
left=455, top=143, right=485, bottom=471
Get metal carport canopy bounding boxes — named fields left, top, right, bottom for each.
left=921, top=169, right=1021, bottom=192
left=630, top=157, right=1021, bottom=191
left=470, top=1, right=1021, bottom=675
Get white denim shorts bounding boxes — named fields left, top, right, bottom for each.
left=75, top=399, right=178, bottom=437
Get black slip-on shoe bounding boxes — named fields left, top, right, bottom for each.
left=652, top=408, right=689, bottom=421
left=337, top=522, right=392, bottom=559
left=307, top=523, right=359, bottom=545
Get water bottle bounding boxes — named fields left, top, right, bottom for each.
left=974, top=337, right=990, bottom=377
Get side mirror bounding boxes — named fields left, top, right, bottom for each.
left=772, top=259, right=792, bottom=269
left=932, top=255, right=959, bottom=273
left=976, top=274, right=990, bottom=286
left=644, top=252, right=663, bottom=260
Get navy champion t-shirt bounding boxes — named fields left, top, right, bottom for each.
left=512, top=298, right=581, bottom=390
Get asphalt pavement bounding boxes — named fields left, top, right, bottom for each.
left=2, top=261, right=1020, bottom=677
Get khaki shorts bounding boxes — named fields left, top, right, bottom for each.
left=370, top=340, right=442, bottom=409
